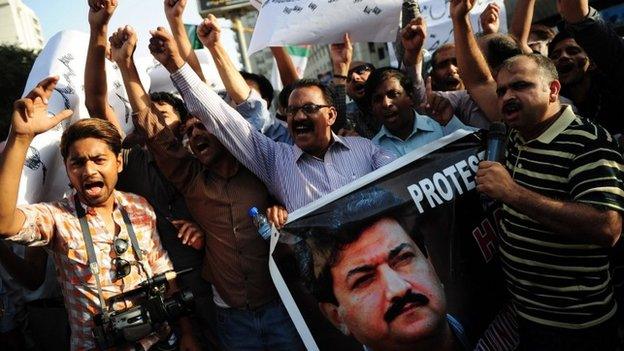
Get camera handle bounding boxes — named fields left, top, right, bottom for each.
left=74, top=195, right=146, bottom=315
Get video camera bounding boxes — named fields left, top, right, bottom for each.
left=92, top=269, right=194, bottom=350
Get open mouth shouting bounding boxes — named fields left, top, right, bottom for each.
left=502, top=100, right=522, bottom=121
left=292, top=120, right=315, bottom=138
left=83, top=179, right=105, bottom=198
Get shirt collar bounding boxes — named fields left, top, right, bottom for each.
left=68, top=189, right=123, bottom=216
left=515, top=105, right=576, bottom=145
left=376, top=112, right=435, bottom=141
left=293, top=132, right=351, bottom=161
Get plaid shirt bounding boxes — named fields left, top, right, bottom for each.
left=6, top=190, right=173, bottom=350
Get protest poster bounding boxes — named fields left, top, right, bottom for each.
left=248, top=0, right=506, bottom=54
left=267, top=130, right=515, bottom=350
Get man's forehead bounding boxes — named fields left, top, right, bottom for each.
left=552, top=38, right=582, bottom=53
left=497, top=59, right=538, bottom=82
left=374, top=77, right=402, bottom=95
left=334, top=218, right=415, bottom=269
left=67, top=139, right=114, bottom=158
left=289, top=86, right=325, bottom=103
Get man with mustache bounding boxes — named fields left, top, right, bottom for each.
left=148, top=28, right=396, bottom=213
left=430, top=44, right=465, bottom=92
left=109, top=23, right=304, bottom=350
left=476, top=52, right=624, bottom=350
left=305, top=188, right=470, bottom=351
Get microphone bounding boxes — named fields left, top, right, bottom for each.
left=481, top=122, right=507, bottom=209
left=484, top=122, right=507, bottom=163
left=395, top=0, right=421, bottom=70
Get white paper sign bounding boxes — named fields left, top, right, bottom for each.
left=248, top=0, right=403, bottom=54
left=420, top=0, right=507, bottom=52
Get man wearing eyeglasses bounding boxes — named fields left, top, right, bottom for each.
left=149, top=28, right=396, bottom=213
left=0, top=77, right=200, bottom=350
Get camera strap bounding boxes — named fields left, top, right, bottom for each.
left=73, top=195, right=144, bottom=313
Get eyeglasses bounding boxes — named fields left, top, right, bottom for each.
left=347, top=64, right=374, bottom=82
left=111, top=238, right=131, bottom=281
left=285, top=103, right=331, bottom=117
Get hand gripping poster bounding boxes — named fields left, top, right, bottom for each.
left=268, top=130, right=518, bottom=351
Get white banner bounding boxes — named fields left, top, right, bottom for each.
left=248, top=0, right=403, bottom=54
left=249, top=0, right=506, bottom=55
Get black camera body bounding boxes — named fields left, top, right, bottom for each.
left=93, top=270, right=194, bottom=350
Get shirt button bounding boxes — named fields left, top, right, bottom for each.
left=518, top=163, right=523, bottom=168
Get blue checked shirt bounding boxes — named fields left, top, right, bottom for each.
left=171, top=64, right=396, bottom=211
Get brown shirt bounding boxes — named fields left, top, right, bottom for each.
left=135, top=107, right=276, bottom=309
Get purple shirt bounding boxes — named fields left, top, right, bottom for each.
left=171, top=64, right=396, bottom=212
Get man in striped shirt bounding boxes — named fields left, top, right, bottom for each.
left=475, top=53, right=623, bottom=350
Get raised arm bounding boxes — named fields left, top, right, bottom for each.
left=197, top=15, right=250, bottom=105
left=450, top=0, right=501, bottom=122
left=400, top=16, right=427, bottom=106
left=509, top=0, right=536, bottom=54
left=479, top=2, right=501, bottom=35
left=149, top=27, right=278, bottom=186
left=558, top=0, right=624, bottom=86
left=270, top=46, right=300, bottom=87
left=0, top=77, right=73, bottom=237
left=164, top=0, right=206, bottom=82
left=329, top=33, right=352, bottom=132
left=110, top=27, right=203, bottom=193
left=84, top=0, right=122, bottom=132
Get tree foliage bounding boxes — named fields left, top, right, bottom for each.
left=0, top=45, right=39, bottom=141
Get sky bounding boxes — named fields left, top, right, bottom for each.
left=22, top=0, right=240, bottom=61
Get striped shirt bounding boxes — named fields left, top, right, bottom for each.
left=500, top=106, right=624, bottom=329
left=171, top=64, right=396, bottom=211
left=6, top=190, right=173, bottom=350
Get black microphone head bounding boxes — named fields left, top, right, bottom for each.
left=489, top=122, right=507, bottom=138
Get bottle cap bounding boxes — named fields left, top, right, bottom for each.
left=248, top=207, right=259, bottom=218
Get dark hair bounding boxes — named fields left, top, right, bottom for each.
left=363, top=67, right=414, bottom=108
left=289, top=187, right=427, bottom=305
left=278, top=83, right=296, bottom=110
left=548, top=28, right=574, bottom=57
left=530, top=24, right=556, bottom=41
left=149, top=91, right=189, bottom=124
left=290, top=79, right=335, bottom=106
left=498, top=53, right=559, bottom=83
left=60, top=118, right=122, bottom=159
left=479, top=33, right=523, bottom=70
left=431, top=43, right=455, bottom=68
left=240, top=71, right=274, bottom=106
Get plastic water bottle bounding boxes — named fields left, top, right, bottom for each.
left=248, top=207, right=272, bottom=240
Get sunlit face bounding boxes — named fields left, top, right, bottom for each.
left=65, top=138, right=122, bottom=207
left=549, top=38, right=590, bottom=86
left=371, top=77, right=414, bottom=138
left=183, top=117, right=225, bottom=166
left=287, top=86, right=336, bottom=157
left=431, top=47, right=464, bottom=92
left=320, top=218, right=446, bottom=351
left=495, top=57, right=559, bottom=134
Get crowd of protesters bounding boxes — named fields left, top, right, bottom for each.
left=1, top=0, right=623, bottom=350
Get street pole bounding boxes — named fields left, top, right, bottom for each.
left=230, top=13, right=252, bottom=72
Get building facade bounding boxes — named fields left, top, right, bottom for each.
left=0, top=0, right=43, bottom=51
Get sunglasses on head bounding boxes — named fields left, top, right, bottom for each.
left=285, top=103, right=331, bottom=118
left=347, top=64, right=375, bottom=82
